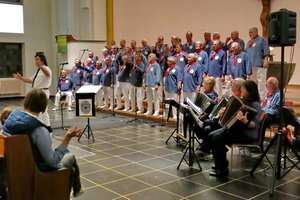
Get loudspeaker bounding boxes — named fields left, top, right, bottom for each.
left=268, top=8, right=297, bottom=46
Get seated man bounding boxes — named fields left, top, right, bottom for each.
left=196, top=78, right=245, bottom=154
left=261, top=77, right=280, bottom=127
left=53, top=70, right=75, bottom=111
left=3, top=89, right=84, bottom=197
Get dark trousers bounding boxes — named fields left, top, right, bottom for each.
left=208, top=128, right=256, bottom=170
left=195, top=118, right=221, bottom=152
left=61, top=153, right=82, bottom=193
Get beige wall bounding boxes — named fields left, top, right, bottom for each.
left=113, top=0, right=300, bottom=85
left=0, top=0, right=55, bottom=95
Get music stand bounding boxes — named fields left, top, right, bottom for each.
left=165, top=99, right=180, bottom=144
left=76, top=85, right=101, bottom=142
left=177, top=104, right=202, bottom=170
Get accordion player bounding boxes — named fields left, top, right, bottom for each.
left=218, top=96, right=257, bottom=130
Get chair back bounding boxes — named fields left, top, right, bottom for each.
left=3, top=134, right=35, bottom=200
left=1, top=134, right=70, bottom=200
left=257, top=112, right=267, bottom=149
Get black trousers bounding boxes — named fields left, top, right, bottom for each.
left=208, top=128, right=256, bottom=170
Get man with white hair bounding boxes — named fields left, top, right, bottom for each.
left=141, top=39, right=151, bottom=58
left=262, top=77, right=280, bottom=127
left=246, top=27, right=270, bottom=100
left=101, top=48, right=110, bottom=66
left=228, top=42, right=251, bottom=81
left=206, top=40, right=227, bottom=99
left=143, top=53, right=161, bottom=116
left=164, top=56, right=181, bottom=118
left=53, top=70, right=74, bottom=111
left=82, top=58, right=95, bottom=85
left=178, top=53, right=202, bottom=102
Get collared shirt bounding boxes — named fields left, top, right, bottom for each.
left=262, top=89, right=280, bottom=115
left=246, top=36, right=270, bottom=68
left=92, top=68, right=104, bottom=85
left=145, top=61, right=161, bottom=87
left=202, top=40, right=213, bottom=55
left=183, top=41, right=196, bottom=54
left=195, top=50, right=209, bottom=75
left=164, top=65, right=182, bottom=93
left=228, top=52, right=251, bottom=79
left=175, top=52, right=187, bottom=72
left=207, top=49, right=227, bottom=77
left=71, top=66, right=84, bottom=85
left=180, top=62, right=202, bottom=92
left=57, top=76, right=74, bottom=91
left=101, top=65, right=115, bottom=86
left=129, top=61, right=145, bottom=87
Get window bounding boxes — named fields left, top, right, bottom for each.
left=0, top=43, right=22, bottom=78
left=0, top=2, right=24, bottom=33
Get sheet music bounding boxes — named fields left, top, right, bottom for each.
left=186, top=106, right=204, bottom=128
left=186, top=97, right=203, bottom=115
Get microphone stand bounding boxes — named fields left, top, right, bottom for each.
left=79, top=49, right=87, bottom=63
left=52, top=63, right=71, bottom=130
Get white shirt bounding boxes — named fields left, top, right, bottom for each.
left=30, top=65, right=52, bottom=89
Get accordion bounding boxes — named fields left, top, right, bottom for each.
left=208, top=97, right=229, bottom=120
left=218, top=96, right=257, bottom=130
left=193, top=92, right=215, bottom=113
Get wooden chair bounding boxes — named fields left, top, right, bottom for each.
left=0, top=134, right=70, bottom=200
left=230, top=112, right=267, bottom=161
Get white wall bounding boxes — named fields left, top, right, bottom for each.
left=0, top=0, right=54, bottom=95
left=113, top=0, right=300, bottom=85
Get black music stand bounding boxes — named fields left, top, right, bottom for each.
left=177, top=105, right=202, bottom=170
left=165, top=99, right=181, bottom=144
left=76, top=85, right=101, bottom=142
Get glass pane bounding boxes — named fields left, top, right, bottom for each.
left=0, top=43, right=22, bottom=78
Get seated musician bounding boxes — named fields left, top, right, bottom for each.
left=2, top=89, right=84, bottom=198
left=199, top=76, right=218, bottom=120
left=261, top=77, right=280, bottom=127
left=196, top=78, right=245, bottom=154
left=207, top=80, right=262, bottom=176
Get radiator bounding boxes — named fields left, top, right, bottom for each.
left=0, top=78, right=25, bottom=96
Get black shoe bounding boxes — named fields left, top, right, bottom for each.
left=209, top=168, right=229, bottom=177
left=211, top=165, right=216, bottom=170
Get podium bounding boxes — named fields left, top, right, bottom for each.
left=76, top=85, right=101, bottom=141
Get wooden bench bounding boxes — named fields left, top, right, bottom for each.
left=0, top=134, right=70, bottom=200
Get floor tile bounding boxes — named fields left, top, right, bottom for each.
left=102, top=177, right=151, bottom=195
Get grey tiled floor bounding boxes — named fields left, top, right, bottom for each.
left=1, top=97, right=300, bottom=200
